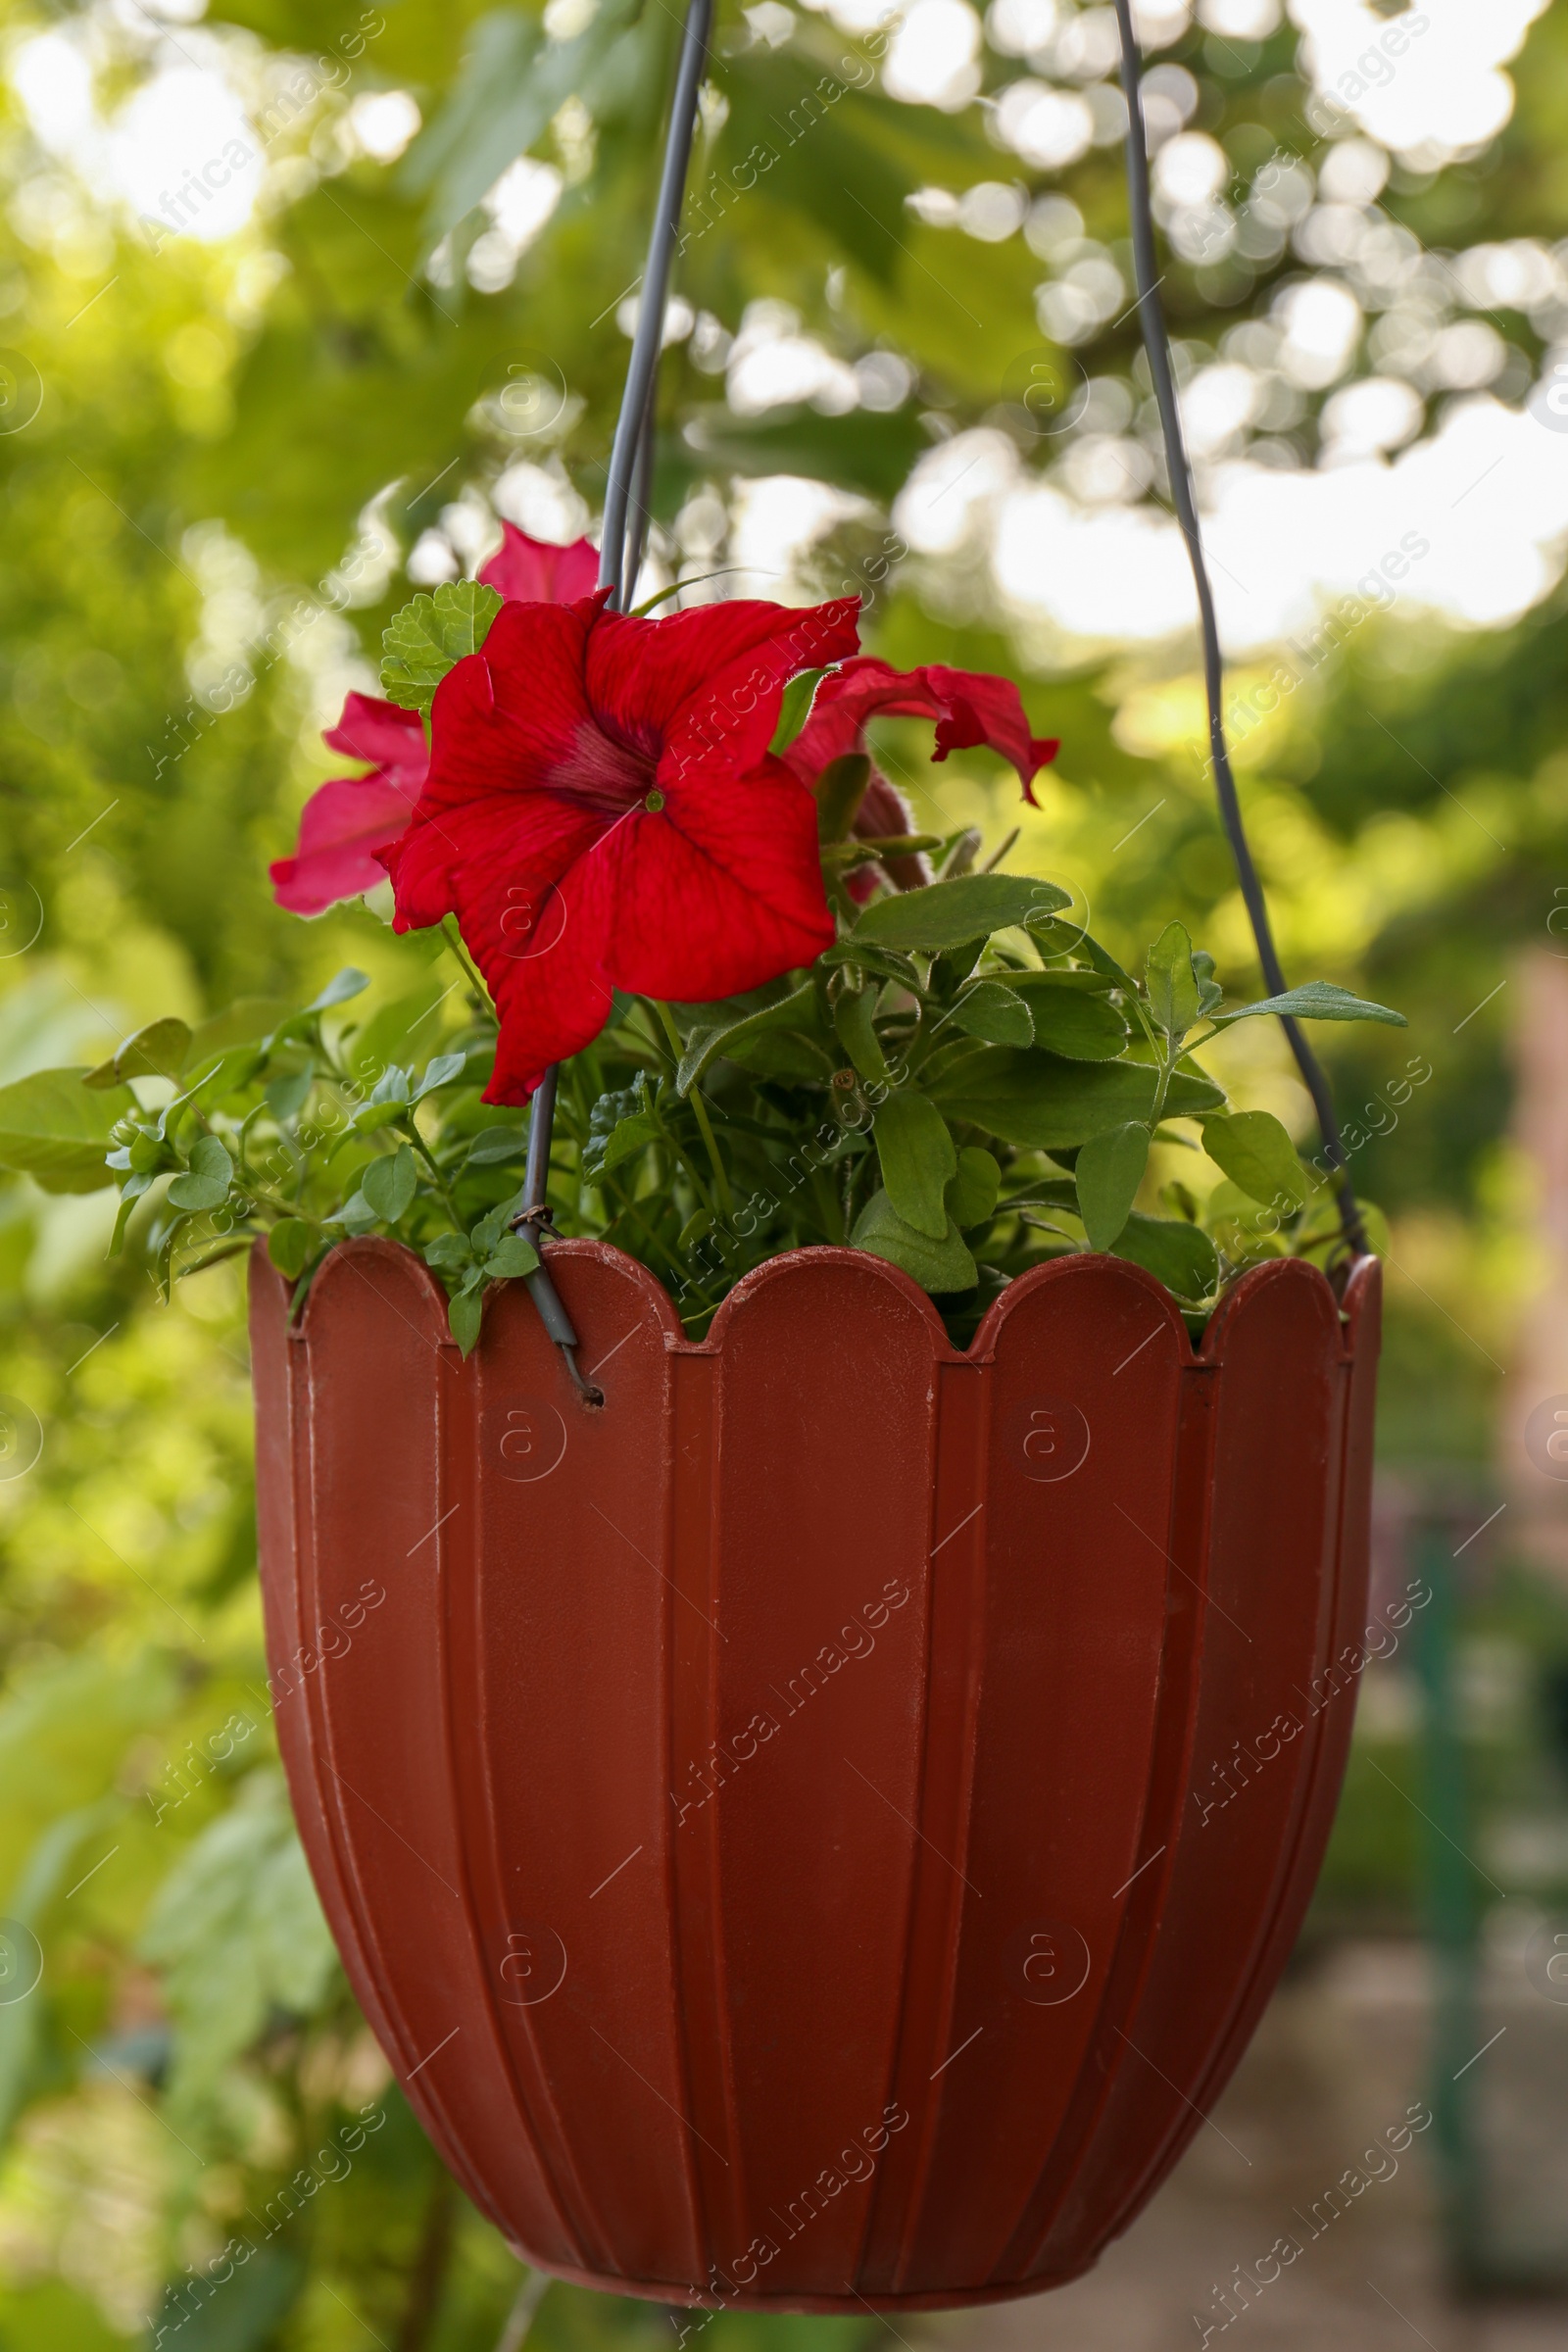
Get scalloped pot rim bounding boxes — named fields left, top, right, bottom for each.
left=273, top=1232, right=1371, bottom=1372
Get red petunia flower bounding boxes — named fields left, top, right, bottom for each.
left=781, top=657, right=1059, bottom=895
left=479, top=520, right=600, bottom=606
left=269, top=694, right=428, bottom=916
left=270, top=530, right=602, bottom=918
left=379, top=593, right=861, bottom=1102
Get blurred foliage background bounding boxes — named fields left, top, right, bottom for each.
left=0, top=0, right=1565, bottom=2338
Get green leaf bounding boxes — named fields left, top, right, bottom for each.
left=449, top=1288, right=484, bottom=1355
left=82, top=1017, right=191, bottom=1088
left=1033, top=926, right=1139, bottom=992
left=1192, top=949, right=1223, bottom=1015
left=466, top=1124, right=528, bottom=1167
left=381, top=583, right=502, bottom=715
left=819, top=940, right=923, bottom=991
left=415, top=1051, right=468, bottom=1098
left=327, top=1190, right=378, bottom=1234
left=851, top=1190, right=978, bottom=1295
left=726, top=1031, right=838, bottom=1082
left=873, top=1092, right=957, bottom=1240
left=1112, top=1212, right=1220, bottom=1301
left=948, top=980, right=1034, bottom=1049
left=362, top=1144, right=417, bottom=1224
left=947, top=1145, right=1001, bottom=1230
left=484, top=1233, right=540, bottom=1279
left=854, top=872, right=1070, bottom=952
left=584, top=1109, right=661, bottom=1180
left=677, top=982, right=823, bottom=1094
left=423, top=1232, right=472, bottom=1270
left=1209, top=981, right=1407, bottom=1028
left=1075, top=1121, right=1150, bottom=1250
left=265, top=1063, right=314, bottom=1123
left=678, top=1206, right=713, bottom=1251
left=351, top=1100, right=409, bottom=1136
left=1010, top=976, right=1129, bottom=1060
left=471, top=1193, right=526, bottom=1255
left=267, top=1219, right=314, bottom=1279
left=1200, top=1109, right=1309, bottom=1211
left=185, top=997, right=290, bottom=1068
left=174, top=1045, right=266, bottom=1118
left=770, top=666, right=830, bottom=756
left=0, top=1069, right=133, bottom=1194
left=190, top=1135, right=234, bottom=1181
left=109, top=1173, right=153, bottom=1253
left=306, top=967, right=370, bottom=1014
left=832, top=986, right=888, bottom=1081
left=1147, top=920, right=1200, bottom=1045
left=927, top=1048, right=1224, bottom=1150
left=167, top=1173, right=228, bottom=1212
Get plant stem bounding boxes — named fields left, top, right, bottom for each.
left=441, top=914, right=495, bottom=1013
left=652, top=1001, right=733, bottom=1215
left=400, top=1117, right=464, bottom=1225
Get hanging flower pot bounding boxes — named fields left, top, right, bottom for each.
left=0, top=0, right=1404, bottom=2318
left=250, top=1232, right=1379, bottom=2312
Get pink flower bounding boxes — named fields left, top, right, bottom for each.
left=270, top=530, right=603, bottom=919
left=269, top=695, right=427, bottom=917
left=479, top=522, right=599, bottom=606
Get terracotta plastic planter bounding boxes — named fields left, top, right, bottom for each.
left=250, top=1235, right=1379, bottom=2313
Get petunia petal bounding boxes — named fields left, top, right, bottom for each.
left=386, top=599, right=603, bottom=928
left=270, top=774, right=418, bottom=916
left=479, top=522, right=602, bottom=608
left=382, top=779, right=604, bottom=933
left=596, top=761, right=834, bottom=1003
left=785, top=657, right=1058, bottom=807
left=589, top=597, right=860, bottom=780
left=463, top=823, right=617, bottom=1102
left=320, top=692, right=429, bottom=789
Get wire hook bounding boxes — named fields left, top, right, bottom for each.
left=1111, top=0, right=1368, bottom=1259
left=517, top=0, right=716, bottom=1388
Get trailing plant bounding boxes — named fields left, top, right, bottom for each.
left=0, top=530, right=1404, bottom=1353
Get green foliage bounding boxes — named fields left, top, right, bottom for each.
left=380, top=580, right=503, bottom=713
left=71, top=859, right=1379, bottom=1339
left=1210, top=981, right=1408, bottom=1029
left=0, top=1070, right=134, bottom=1194
left=1075, top=1121, right=1150, bottom=1252
left=853, top=871, right=1069, bottom=950
left=138, top=1772, right=338, bottom=2118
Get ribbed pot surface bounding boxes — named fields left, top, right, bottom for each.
left=250, top=1237, right=1379, bottom=2312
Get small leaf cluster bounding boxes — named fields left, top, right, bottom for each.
left=570, top=866, right=1403, bottom=1336
left=0, top=840, right=1404, bottom=1350
left=0, top=963, right=545, bottom=1353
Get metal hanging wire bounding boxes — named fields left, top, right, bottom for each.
left=1111, top=0, right=1367, bottom=1257
left=516, top=0, right=1366, bottom=1393
left=516, top=0, right=715, bottom=1396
